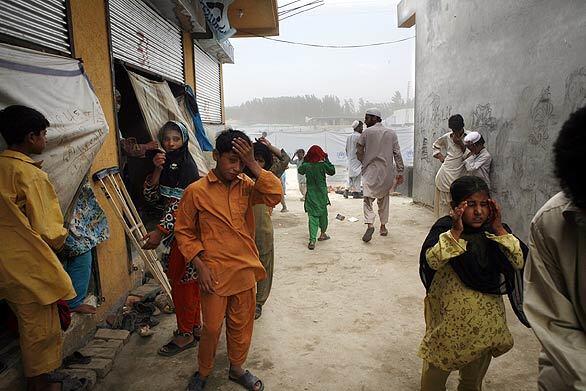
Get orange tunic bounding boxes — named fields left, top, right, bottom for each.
left=174, top=169, right=282, bottom=297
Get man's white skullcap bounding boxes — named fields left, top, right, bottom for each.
left=464, top=131, right=481, bottom=145
left=365, top=108, right=382, bottom=118
left=351, top=120, right=360, bottom=129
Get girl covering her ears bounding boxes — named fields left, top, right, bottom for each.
left=142, top=120, right=202, bottom=356
left=418, top=176, right=530, bottom=391
left=297, top=145, right=336, bottom=250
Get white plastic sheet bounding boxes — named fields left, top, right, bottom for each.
left=0, top=43, right=109, bottom=213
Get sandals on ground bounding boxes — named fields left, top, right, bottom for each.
left=187, top=371, right=206, bottom=391
left=229, top=370, right=264, bottom=391
left=158, top=333, right=197, bottom=357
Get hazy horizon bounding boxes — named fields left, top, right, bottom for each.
left=223, top=0, right=415, bottom=107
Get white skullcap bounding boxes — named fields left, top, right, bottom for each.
left=365, top=108, right=382, bottom=118
left=351, top=120, right=360, bottom=129
left=464, top=131, right=481, bottom=145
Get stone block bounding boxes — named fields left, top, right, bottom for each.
left=79, top=346, right=118, bottom=359
left=86, top=338, right=123, bottom=353
left=129, top=283, right=161, bottom=299
left=68, top=358, right=112, bottom=378
left=94, top=328, right=130, bottom=343
left=55, top=368, right=97, bottom=389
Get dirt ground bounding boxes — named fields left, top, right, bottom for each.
left=97, top=189, right=541, bottom=391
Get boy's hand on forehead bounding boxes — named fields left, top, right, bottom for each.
left=233, top=137, right=262, bottom=177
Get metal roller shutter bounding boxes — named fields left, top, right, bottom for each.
left=194, top=44, right=222, bottom=124
left=109, top=0, right=184, bottom=83
left=0, top=0, right=70, bottom=54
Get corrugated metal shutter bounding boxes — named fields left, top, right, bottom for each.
left=0, top=0, right=70, bottom=54
left=194, top=44, right=222, bottom=124
left=109, top=0, right=184, bottom=83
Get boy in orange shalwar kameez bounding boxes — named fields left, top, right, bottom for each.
left=175, top=129, right=282, bottom=391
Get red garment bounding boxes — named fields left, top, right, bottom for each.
left=304, top=145, right=327, bottom=163
left=168, top=242, right=201, bottom=333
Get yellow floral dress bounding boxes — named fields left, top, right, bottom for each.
left=418, top=231, right=524, bottom=371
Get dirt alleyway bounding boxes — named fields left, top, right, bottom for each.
left=97, top=192, right=541, bottom=391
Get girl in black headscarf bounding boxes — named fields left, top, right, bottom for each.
left=418, top=176, right=529, bottom=391
left=142, top=121, right=202, bottom=357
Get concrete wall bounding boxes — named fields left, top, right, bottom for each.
left=412, top=0, right=586, bottom=238
left=69, top=0, right=132, bottom=319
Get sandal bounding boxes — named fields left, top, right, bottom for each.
left=187, top=371, right=206, bottom=391
left=380, top=227, right=389, bottom=236
left=308, top=241, right=316, bottom=250
left=173, top=327, right=201, bottom=341
left=158, top=334, right=197, bottom=357
left=362, top=227, right=375, bottom=242
left=229, top=370, right=264, bottom=391
left=318, top=234, right=330, bottom=241
left=254, top=304, right=262, bottom=320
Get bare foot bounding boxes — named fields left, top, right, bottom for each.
left=71, top=304, right=97, bottom=314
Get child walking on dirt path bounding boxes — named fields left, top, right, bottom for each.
left=298, top=145, right=336, bottom=250
left=175, top=129, right=282, bottom=391
left=418, top=176, right=530, bottom=391
left=141, top=120, right=202, bottom=357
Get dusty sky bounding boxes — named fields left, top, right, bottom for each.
left=223, top=0, right=415, bottom=107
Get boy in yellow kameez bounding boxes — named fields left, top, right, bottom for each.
left=0, top=105, right=76, bottom=391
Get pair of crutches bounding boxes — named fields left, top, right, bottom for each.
left=92, top=167, right=172, bottom=301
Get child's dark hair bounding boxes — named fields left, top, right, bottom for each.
left=554, top=106, right=586, bottom=209
left=253, top=142, right=273, bottom=170
left=215, top=129, right=251, bottom=154
left=450, top=176, right=490, bottom=208
left=448, top=114, right=464, bottom=131
left=0, top=105, right=50, bottom=145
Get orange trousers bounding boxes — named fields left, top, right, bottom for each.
left=168, top=242, right=201, bottom=333
left=198, top=287, right=256, bottom=377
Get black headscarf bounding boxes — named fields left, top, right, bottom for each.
left=157, top=121, right=200, bottom=199
left=419, top=177, right=531, bottom=328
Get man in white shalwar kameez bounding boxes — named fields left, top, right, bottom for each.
left=345, top=120, right=363, bottom=198
left=357, top=108, right=404, bottom=243
left=432, top=114, right=469, bottom=218
left=463, top=131, right=492, bottom=188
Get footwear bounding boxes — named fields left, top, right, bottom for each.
left=317, top=233, right=330, bottom=241
left=280, top=207, right=289, bottom=213
left=187, top=372, right=207, bottom=391
left=380, top=227, right=389, bottom=236
left=362, top=227, right=375, bottom=242
left=255, top=304, right=262, bottom=320
left=229, top=370, right=265, bottom=391
left=308, top=241, right=316, bottom=250
left=343, top=190, right=349, bottom=199
left=158, top=333, right=197, bottom=357
left=63, top=351, right=91, bottom=366
left=352, top=192, right=363, bottom=199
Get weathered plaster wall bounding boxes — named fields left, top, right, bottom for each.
left=70, top=0, right=131, bottom=318
left=413, top=0, right=586, bottom=237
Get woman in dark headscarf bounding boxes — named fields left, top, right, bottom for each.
left=418, top=176, right=529, bottom=391
left=142, top=121, right=201, bottom=356
left=297, top=145, right=335, bottom=250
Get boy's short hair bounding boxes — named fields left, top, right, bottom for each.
left=0, top=105, right=50, bottom=145
left=215, top=129, right=251, bottom=155
left=448, top=114, right=465, bottom=131
left=554, top=106, right=586, bottom=209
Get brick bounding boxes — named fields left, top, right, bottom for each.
left=94, top=328, right=130, bottom=343
left=55, top=368, right=97, bottom=389
left=86, top=338, right=123, bottom=353
left=68, top=358, right=112, bottom=378
left=129, top=283, right=161, bottom=299
left=79, top=346, right=118, bottom=359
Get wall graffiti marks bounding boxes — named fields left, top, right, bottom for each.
left=529, top=87, right=554, bottom=147
left=564, top=66, right=586, bottom=113
left=421, top=137, right=429, bottom=161
left=471, top=103, right=498, bottom=133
